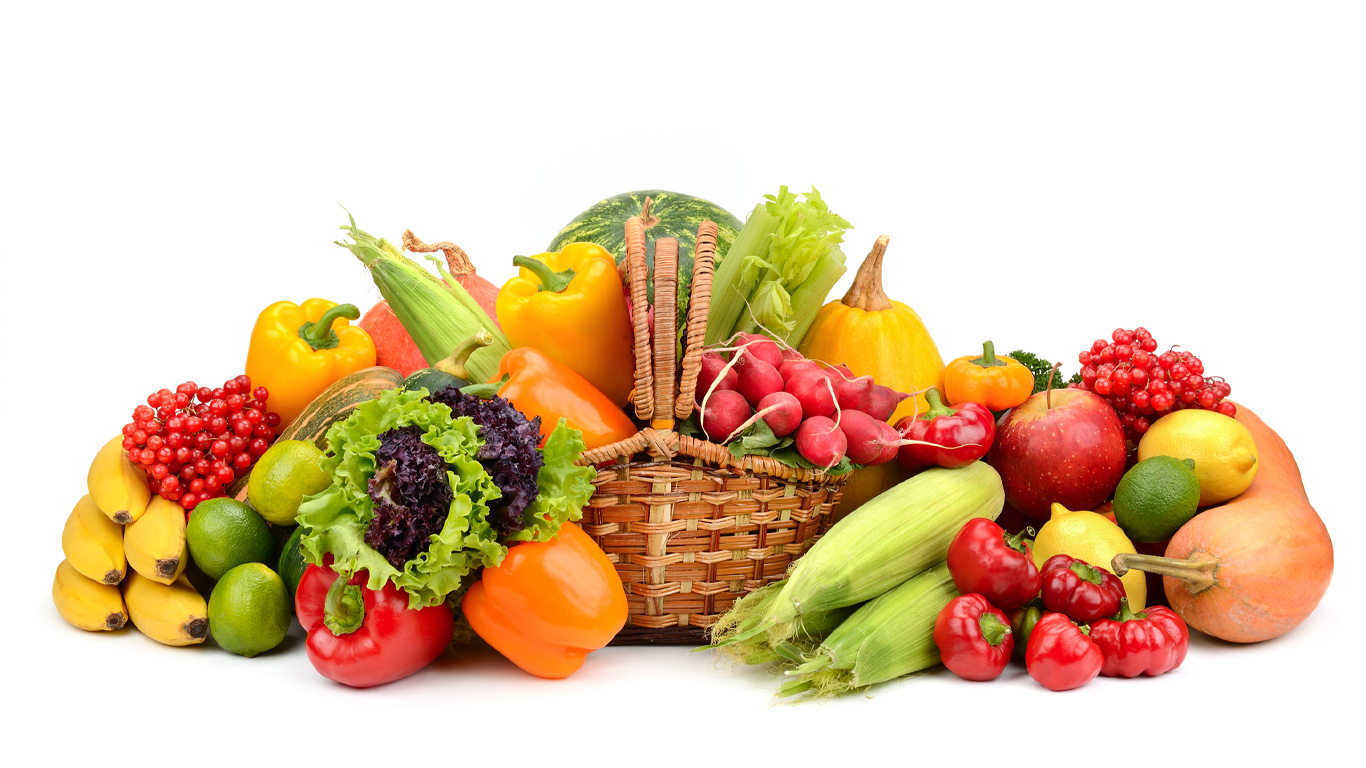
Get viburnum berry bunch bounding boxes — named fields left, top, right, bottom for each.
left=121, top=375, right=281, bottom=511
left=1074, top=327, right=1235, bottom=442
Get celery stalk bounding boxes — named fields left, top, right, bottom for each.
left=336, top=214, right=510, bottom=382
left=780, top=246, right=847, bottom=345
left=705, top=202, right=776, bottom=346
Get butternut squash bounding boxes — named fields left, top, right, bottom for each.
left=1112, top=403, right=1333, bottom=643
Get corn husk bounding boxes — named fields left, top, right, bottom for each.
left=336, top=213, right=509, bottom=382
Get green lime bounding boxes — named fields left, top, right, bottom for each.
left=277, top=526, right=307, bottom=604
left=248, top=440, right=331, bottom=526
left=208, top=563, right=291, bottom=658
left=1112, top=456, right=1201, bottom=543
left=186, top=498, right=275, bottom=581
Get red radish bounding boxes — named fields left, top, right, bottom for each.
left=838, top=409, right=895, bottom=465
left=735, top=333, right=785, bottom=369
left=870, top=421, right=903, bottom=465
left=735, top=357, right=784, bottom=408
left=795, top=416, right=848, bottom=469
left=825, top=367, right=876, bottom=414
left=786, top=368, right=839, bottom=420
left=780, top=346, right=804, bottom=363
left=755, top=391, right=803, bottom=437
left=699, top=389, right=752, bottom=443
left=780, top=358, right=821, bottom=383
left=866, top=385, right=909, bottom=422
left=698, top=352, right=740, bottom=397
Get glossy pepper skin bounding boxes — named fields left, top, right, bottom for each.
left=462, top=523, right=627, bottom=679
left=474, top=347, right=637, bottom=451
left=934, top=593, right=1014, bottom=682
left=296, top=563, right=455, bottom=689
left=1009, top=600, right=1048, bottom=661
left=943, top=340, right=1034, bottom=411
left=896, top=388, right=997, bottom=469
left=1040, top=554, right=1127, bottom=624
left=497, top=243, right=635, bottom=406
left=1026, top=612, right=1103, bottom=691
left=245, top=299, right=377, bottom=428
left=1089, top=599, right=1189, bottom=678
left=946, top=517, right=1041, bottom=610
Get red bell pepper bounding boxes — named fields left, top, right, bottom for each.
left=1025, top=612, right=1103, bottom=692
left=1039, top=554, right=1126, bottom=624
left=1008, top=599, right=1048, bottom=661
left=946, top=517, right=1041, bottom=610
left=1089, top=599, right=1190, bottom=678
left=296, top=563, right=455, bottom=689
left=896, top=388, right=996, bottom=470
left=934, top=593, right=1014, bottom=682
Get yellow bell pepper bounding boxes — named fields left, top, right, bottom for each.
left=495, top=243, right=634, bottom=406
left=245, top=299, right=377, bottom=428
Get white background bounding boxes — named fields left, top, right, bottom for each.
left=4, top=2, right=1363, bottom=764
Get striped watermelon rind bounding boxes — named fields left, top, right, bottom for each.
left=547, top=189, right=743, bottom=306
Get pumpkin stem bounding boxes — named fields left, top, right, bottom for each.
left=434, top=330, right=495, bottom=381
left=404, top=230, right=477, bottom=277
left=1111, top=552, right=1218, bottom=595
left=639, top=196, right=660, bottom=229
left=840, top=235, right=893, bottom=312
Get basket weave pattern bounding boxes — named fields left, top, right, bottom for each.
left=575, top=219, right=845, bottom=644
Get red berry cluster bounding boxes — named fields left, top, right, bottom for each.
left=121, top=375, right=280, bottom=511
left=1074, top=327, right=1235, bottom=442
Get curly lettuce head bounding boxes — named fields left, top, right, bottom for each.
left=296, top=388, right=594, bottom=608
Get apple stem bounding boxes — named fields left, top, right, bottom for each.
left=1045, top=363, right=1061, bottom=409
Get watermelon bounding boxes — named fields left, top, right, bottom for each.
left=548, top=190, right=742, bottom=304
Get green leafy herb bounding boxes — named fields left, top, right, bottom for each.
left=1007, top=349, right=1071, bottom=394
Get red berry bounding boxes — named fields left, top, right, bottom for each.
left=265, top=413, right=281, bottom=428
left=1186, top=374, right=1204, bottom=390
left=233, top=419, right=253, bottom=437
left=175, top=447, right=192, bottom=464
left=1132, top=391, right=1151, bottom=409
left=1129, top=367, right=1148, bottom=387
left=1079, top=351, right=1092, bottom=366
left=185, top=416, right=203, bottom=433
left=151, top=464, right=170, bottom=480
left=190, top=478, right=206, bottom=495
left=173, top=392, right=191, bottom=409
left=228, top=435, right=247, bottom=454
left=1169, top=380, right=1184, bottom=396
left=180, top=494, right=198, bottom=511
left=1186, top=357, right=1204, bottom=375
left=1092, top=339, right=1108, bottom=354
left=156, top=447, right=174, bottom=464
left=1198, top=390, right=1217, bottom=409
left=161, top=476, right=181, bottom=494
left=249, top=438, right=269, bottom=457
left=1115, top=344, right=1134, bottom=361
left=180, top=465, right=197, bottom=481
left=253, top=424, right=274, bottom=440
left=235, top=375, right=251, bottom=391
left=207, top=417, right=227, bottom=435
left=139, top=449, right=155, bottom=465
left=224, top=380, right=241, bottom=396
left=212, top=387, right=226, bottom=400
left=122, top=437, right=137, bottom=452
left=216, top=466, right=236, bottom=484
left=244, top=408, right=263, bottom=426
left=1098, top=346, right=1117, bottom=364
left=1134, top=417, right=1150, bottom=434
left=233, top=452, right=253, bottom=470
left=134, top=405, right=155, bottom=421
left=1180, top=390, right=1198, bottom=405
left=1140, top=338, right=1158, bottom=352
left=1217, top=402, right=1237, bottom=417
left=1111, top=328, right=1128, bottom=343
left=204, top=476, right=223, bottom=493
left=1132, top=350, right=1151, bottom=369
left=211, top=440, right=229, bottom=457
left=1170, top=363, right=1190, bottom=380
left=1094, top=378, right=1113, bottom=395
left=208, top=399, right=228, bottom=417
left=1082, top=367, right=1098, bottom=386
left=1133, top=327, right=1150, bottom=340
left=226, top=394, right=245, bottom=413
left=253, top=387, right=269, bottom=403
left=196, top=387, right=214, bottom=403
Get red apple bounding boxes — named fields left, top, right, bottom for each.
left=987, top=388, right=1127, bottom=520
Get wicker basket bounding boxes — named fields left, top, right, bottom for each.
left=575, top=218, right=848, bottom=644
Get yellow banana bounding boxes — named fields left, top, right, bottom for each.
left=123, top=571, right=208, bottom=646
left=53, top=560, right=128, bottom=632
left=62, top=494, right=126, bottom=585
left=124, top=496, right=187, bottom=584
left=87, top=436, right=151, bottom=524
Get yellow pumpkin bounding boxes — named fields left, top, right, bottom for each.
left=798, top=235, right=945, bottom=518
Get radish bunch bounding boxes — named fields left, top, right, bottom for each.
left=695, top=333, right=909, bottom=470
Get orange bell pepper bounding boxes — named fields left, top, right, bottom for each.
left=943, top=340, right=1035, bottom=411
left=470, top=347, right=637, bottom=451
left=462, top=523, right=627, bottom=679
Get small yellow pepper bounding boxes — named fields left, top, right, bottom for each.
left=943, top=340, right=1035, bottom=411
left=245, top=299, right=377, bottom=428
left=496, top=243, right=634, bottom=406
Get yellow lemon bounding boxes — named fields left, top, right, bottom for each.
left=1138, top=409, right=1258, bottom=506
left=1032, top=503, right=1145, bottom=609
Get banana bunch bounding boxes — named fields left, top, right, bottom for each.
left=53, top=437, right=207, bottom=646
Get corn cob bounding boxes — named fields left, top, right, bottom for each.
left=703, top=582, right=857, bottom=667
left=336, top=212, right=510, bottom=382
left=713, top=461, right=1003, bottom=649
left=777, top=562, right=959, bottom=699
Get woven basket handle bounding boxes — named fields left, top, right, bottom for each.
left=675, top=221, right=718, bottom=420
left=650, top=238, right=679, bottom=429
left=625, top=216, right=654, bottom=421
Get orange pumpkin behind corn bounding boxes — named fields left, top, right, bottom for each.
left=245, top=299, right=377, bottom=427
left=463, top=523, right=628, bottom=679
left=943, top=341, right=1035, bottom=411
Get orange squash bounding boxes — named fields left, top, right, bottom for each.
left=1112, top=403, right=1333, bottom=643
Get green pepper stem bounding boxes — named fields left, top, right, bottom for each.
left=979, top=612, right=1011, bottom=647
left=920, top=388, right=958, bottom=419
left=970, top=340, right=1006, bottom=368
left=298, top=303, right=361, bottom=351
left=459, top=374, right=510, bottom=400
left=1111, top=552, right=1217, bottom=595
left=322, top=572, right=365, bottom=636
left=434, top=330, right=494, bottom=380
left=1004, top=527, right=1034, bottom=554
left=512, top=255, right=576, bottom=293
left=1114, top=597, right=1145, bottom=623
